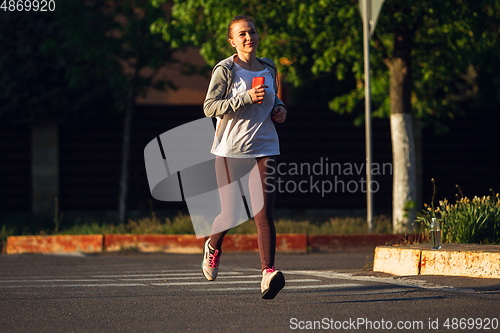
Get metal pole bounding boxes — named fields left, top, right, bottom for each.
left=363, top=0, right=373, bottom=233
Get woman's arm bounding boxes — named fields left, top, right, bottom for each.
left=203, top=66, right=253, bottom=118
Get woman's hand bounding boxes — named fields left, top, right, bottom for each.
left=271, top=105, right=287, bottom=123
left=248, top=84, right=268, bottom=104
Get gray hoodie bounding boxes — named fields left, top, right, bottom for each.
left=203, top=54, right=286, bottom=118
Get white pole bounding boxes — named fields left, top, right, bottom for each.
left=363, top=0, right=374, bottom=233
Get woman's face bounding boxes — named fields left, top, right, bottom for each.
left=229, top=20, right=259, bottom=54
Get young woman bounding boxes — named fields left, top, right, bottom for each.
left=201, top=15, right=287, bottom=299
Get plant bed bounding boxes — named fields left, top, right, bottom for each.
left=417, top=181, right=500, bottom=245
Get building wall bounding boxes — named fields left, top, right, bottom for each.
left=136, top=48, right=211, bottom=106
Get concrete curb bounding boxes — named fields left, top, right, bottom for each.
left=6, top=233, right=403, bottom=254
left=373, top=244, right=500, bottom=279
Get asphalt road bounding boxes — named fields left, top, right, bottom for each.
left=1, top=251, right=499, bottom=332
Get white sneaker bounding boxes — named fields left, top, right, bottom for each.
left=201, top=238, right=221, bottom=281
left=261, top=266, right=285, bottom=299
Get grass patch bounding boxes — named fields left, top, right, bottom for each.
left=1, top=212, right=392, bottom=238
left=58, top=213, right=392, bottom=235
left=228, top=215, right=392, bottom=235
left=59, top=213, right=196, bottom=235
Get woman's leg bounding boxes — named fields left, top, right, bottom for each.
left=249, top=156, right=277, bottom=271
left=209, top=157, right=243, bottom=250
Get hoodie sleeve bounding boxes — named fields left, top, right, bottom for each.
left=203, top=66, right=254, bottom=118
left=273, top=94, right=286, bottom=111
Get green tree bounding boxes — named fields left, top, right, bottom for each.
left=0, top=1, right=125, bottom=125
left=1, top=1, right=182, bottom=224
left=152, top=0, right=500, bottom=232
left=0, top=2, right=128, bottom=219
left=107, top=0, right=180, bottom=224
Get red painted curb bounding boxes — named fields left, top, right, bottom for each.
left=104, top=234, right=203, bottom=254
left=220, top=234, right=258, bottom=252
left=103, top=234, right=308, bottom=253
left=5, top=234, right=413, bottom=254
left=308, top=234, right=405, bottom=252
left=222, top=234, right=308, bottom=253
left=6, top=235, right=103, bottom=254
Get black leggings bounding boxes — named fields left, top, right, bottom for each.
left=209, top=156, right=277, bottom=271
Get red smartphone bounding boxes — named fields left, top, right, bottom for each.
left=252, top=76, right=265, bottom=104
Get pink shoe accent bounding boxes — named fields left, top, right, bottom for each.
left=264, top=266, right=276, bottom=274
left=209, top=249, right=221, bottom=268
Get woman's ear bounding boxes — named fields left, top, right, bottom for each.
left=228, top=39, right=236, bottom=48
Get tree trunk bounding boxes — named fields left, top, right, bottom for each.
left=118, top=83, right=137, bottom=225
left=31, top=119, right=59, bottom=216
left=390, top=24, right=417, bottom=233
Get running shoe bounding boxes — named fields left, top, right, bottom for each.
left=202, top=238, right=221, bottom=281
left=261, top=266, right=285, bottom=299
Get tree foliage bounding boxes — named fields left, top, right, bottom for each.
left=0, top=2, right=127, bottom=126
left=1, top=1, right=183, bottom=223
left=152, top=0, right=500, bottom=127
left=111, top=0, right=178, bottom=98
left=151, top=0, right=500, bottom=232
left=0, top=0, right=180, bottom=127
left=110, top=0, right=181, bottom=224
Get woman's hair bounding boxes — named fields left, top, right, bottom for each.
left=227, top=15, right=256, bottom=40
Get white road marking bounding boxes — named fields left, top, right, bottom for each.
left=0, top=270, right=203, bottom=281
left=151, top=279, right=319, bottom=286
left=284, top=270, right=471, bottom=292
left=283, top=283, right=361, bottom=290
left=120, top=274, right=264, bottom=281
left=121, top=269, right=197, bottom=274
left=91, top=272, right=242, bottom=278
left=197, top=283, right=361, bottom=292
left=1, top=283, right=148, bottom=288
left=0, top=279, right=114, bottom=283
left=0, top=269, right=449, bottom=294
left=0, top=274, right=263, bottom=284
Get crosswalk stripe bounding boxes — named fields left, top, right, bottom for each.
left=0, top=269, right=423, bottom=294
left=0, top=283, right=148, bottom=288
left=0, top=279, right=114, bottom=283
left=0, top=279, right=319, bottom=289
left=0, top=274, right=266, bottom=284
left=284, top=270, right=456, bottom=291
left=197, top=283, right=361, bottom=292
left=151, top=279, right=319, bottom=286
left=120, top=274, right=264, bottom=281
left=284, top=283, right=361, bottom=290
left=91, top=271, right=242, bottom=278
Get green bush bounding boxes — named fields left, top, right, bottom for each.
left=60, top=212, right=195, bottom=235
left=417, top=189, right=500, bottom=245
left=2, top=203, right=392, bottom=237
left=1, top=225, right=15, bottom=243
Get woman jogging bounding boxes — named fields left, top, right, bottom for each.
left=201, top=15, right=287, bottom=299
